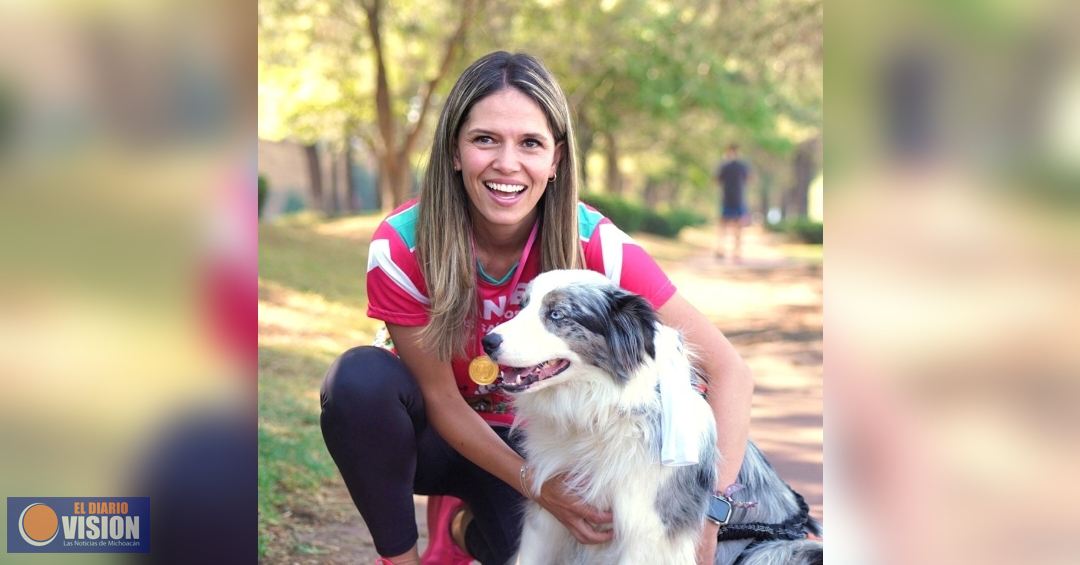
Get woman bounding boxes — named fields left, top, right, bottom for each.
left=320, top=51, right=753, bottom=565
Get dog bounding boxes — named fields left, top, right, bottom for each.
left=482, top=270, right=822, bottom=565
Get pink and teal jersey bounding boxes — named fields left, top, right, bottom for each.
left=366, top=198, right=676, bottom=425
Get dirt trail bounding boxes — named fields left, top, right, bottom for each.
left=656, top=227, right=823, bottom=525
left=268, top=225, right=822, bottom=563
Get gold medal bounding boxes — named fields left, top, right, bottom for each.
left=468, top=355, right=500, bottom=385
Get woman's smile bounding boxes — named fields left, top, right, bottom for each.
left=483, top=179, right=529, bottom=206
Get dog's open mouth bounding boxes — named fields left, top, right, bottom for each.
left=498, top=359, right=571, bottom=392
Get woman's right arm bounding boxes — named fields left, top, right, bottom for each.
left=386, top=323, right=613, bottom=544
left=387, top=323, right=523, bottom=488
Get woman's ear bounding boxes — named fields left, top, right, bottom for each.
left=453, top=152, right=461, bottom=171
left=551, top=141, right=564, bottom=176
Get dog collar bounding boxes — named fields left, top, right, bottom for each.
left=716, top=487, right=814, bottom=542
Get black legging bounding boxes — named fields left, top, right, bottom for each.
left=320, top=346, right=526, bottom=564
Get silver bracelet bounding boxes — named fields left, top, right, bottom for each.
left=519, top=463, right=534, bottom=500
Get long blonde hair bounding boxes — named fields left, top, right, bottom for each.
left=417, top=51, right=583, bottom=361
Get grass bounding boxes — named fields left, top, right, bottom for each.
left=257, top=212, right=383, bottom=558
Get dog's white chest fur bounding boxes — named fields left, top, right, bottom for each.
left=511, top=360, right=713, bottom=565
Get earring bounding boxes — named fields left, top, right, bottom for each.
left=548, top=172, right=557, bottom=183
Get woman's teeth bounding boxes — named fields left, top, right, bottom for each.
left=485, top=182, right=526, bottom=194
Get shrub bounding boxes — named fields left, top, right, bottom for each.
left=641, top=210, right=681, bottom=238
left=790, top=219, right=823, bottom=244
left=665, top=208, right=708, bottom=229
left=766, top=218, right=823, bottom=244
left=582, top=193, right=707, bottom=239
left=581, top=193, right=645, bottom=233
left=764, top=220, right=787, bottom=233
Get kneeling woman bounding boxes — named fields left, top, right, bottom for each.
left=320, top=51, right=753, bottom=565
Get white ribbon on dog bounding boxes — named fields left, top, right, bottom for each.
left=658, top=333, right=701, bottom=467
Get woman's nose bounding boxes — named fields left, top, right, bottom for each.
left=492, top=146, right=520, bottom=173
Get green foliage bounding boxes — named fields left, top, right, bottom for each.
left=260, top=0, right=822, bottom=212
left=665, top=208, right=709, bottom=229
left=258, top=174, right=269, bottom=219
left=582, top=193, right=706, bottom=239
left=764, top=219, right=787, bottom=233
left=640, top=208, right=709, bottom=238
left=767, top=218, right=823, bottom=244
left=792, top=220, right=824, bottom=245
left=641, top=210, right=682, bottom=238
left=581, top=193, right=646, bottom=233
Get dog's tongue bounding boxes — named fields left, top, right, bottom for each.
left=498, top=360, right=570, bottom=392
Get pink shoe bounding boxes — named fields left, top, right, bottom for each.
left=420, top=495, right=474, bottom=565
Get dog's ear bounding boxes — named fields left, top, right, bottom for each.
left=604, top=288, right=658, bottom=382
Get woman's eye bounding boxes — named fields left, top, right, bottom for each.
left=523, top=139, right=541, bottom=149
left=475, top=135, right=494, bottom=144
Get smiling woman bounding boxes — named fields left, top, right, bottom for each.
left=319, top=51, right=756, bottom=565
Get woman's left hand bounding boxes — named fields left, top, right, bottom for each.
left=696, top=521, right=719, bottom=565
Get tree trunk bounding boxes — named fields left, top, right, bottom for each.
left=574, top=106, right=593, bottom=191
left=643, top=177, right=658, bottom=208
left=604, top=130, right=622, bottom=196
left=663, top=180, right=680, bottom=207
left=786, top=137, right=820, bottom=219
left=303, top=143, right=323, bottom=212
left=383, top=152, right=412, bottom=212
left=343, top=140, right=356, bottom=214
left=328, top=145, right=342, bottom=216
left=758, top=171, right=771, bottom=222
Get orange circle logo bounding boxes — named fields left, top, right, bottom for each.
left=19, top=503, right=59, bottom=546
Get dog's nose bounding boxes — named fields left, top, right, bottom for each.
left=481, top=333, right=503, bottom=356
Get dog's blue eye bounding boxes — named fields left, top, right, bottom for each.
left=548, top=309, right=563, bottom=320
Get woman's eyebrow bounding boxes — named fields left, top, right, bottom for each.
left=463, top=127, right=552, bottom=141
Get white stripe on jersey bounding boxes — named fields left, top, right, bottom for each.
left=599, top=223, right=635, bottom=286
left=367, top=238, right=431, bottom=305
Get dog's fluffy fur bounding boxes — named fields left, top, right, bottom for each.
left=485, top=270, right=822, bottom=565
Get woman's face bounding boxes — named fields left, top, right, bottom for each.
left=455, top=88, right=561, bottom=236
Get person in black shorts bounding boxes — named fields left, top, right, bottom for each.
left=715, top=143, right=752, bottom=262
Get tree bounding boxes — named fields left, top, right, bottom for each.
left=785, top=136, right=821, bottom=219
left=259, top=0, right=478, bottom=213
left=359, top=0, right=476, bottom=210
left=478, top=0, right=822, bottom=204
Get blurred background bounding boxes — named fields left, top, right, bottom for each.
left=0, top=0, right=254, bottom=563
left=827, top=0, right=1080, bottom=563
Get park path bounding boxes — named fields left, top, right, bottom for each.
left=274, top=224, right=822, bottom=563
left=657, top=226, right=823, bottom=525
